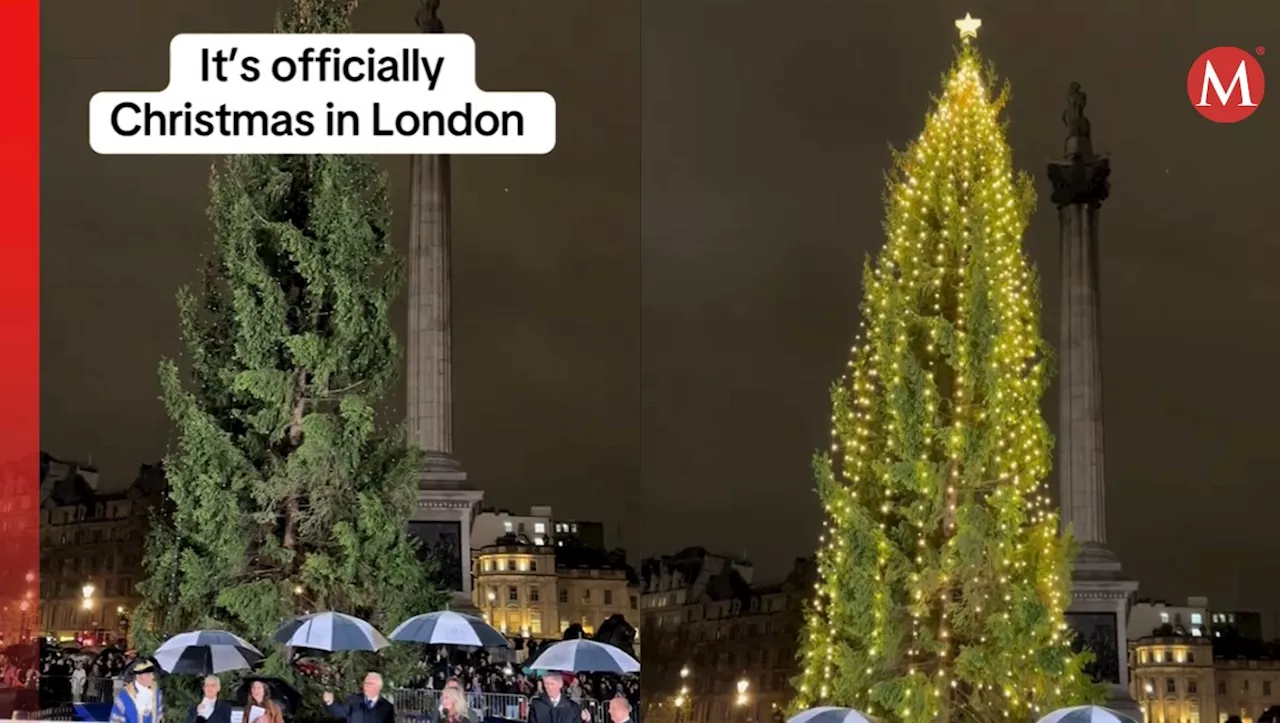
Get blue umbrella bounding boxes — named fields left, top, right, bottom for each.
left=527, top=639, right=639, bottom=674
left=1037, top=707, right=1139, bottom=723
left=155, top=630, right=263, bottom=675
left=788, top=708, right=876, bottom=723
left=389, top=611, right=510, bottom=648
left=272, top=612, right=389, bottom=652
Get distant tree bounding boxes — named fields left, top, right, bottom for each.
left=133, top=0, right=445, bottom=700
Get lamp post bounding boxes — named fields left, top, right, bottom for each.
left=81, top=583, right=95, bottom=640
left=673, top=666, right=691, bottom=723
left=735, top=679, right=750, bottom=723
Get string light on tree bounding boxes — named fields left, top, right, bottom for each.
left=788, top=16, right=1100, bottom=723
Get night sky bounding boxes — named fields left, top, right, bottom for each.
left=42, top=0, right=1280, bottom=622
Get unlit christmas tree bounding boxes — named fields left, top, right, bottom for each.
left=790, top=37, right=1099, bottom=723
left=134, top=0, right=444, bottom=692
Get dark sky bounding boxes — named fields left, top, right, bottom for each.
left=43, top=0, right=1280, bottom=621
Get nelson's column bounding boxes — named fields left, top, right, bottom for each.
left=405, top=0, right=483, bottom=611
left=1047, top=83, right=1140, bottom=718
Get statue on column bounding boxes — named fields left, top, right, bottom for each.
left=1062, top=82, right=1093, bottom=157
left=416, top=0, right=443, bottom=33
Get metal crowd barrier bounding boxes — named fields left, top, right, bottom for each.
left=388, top=690, right=616, bottom=723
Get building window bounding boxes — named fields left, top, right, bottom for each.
left=508, top=586, right=519, bottom=603
left=488, top=587, right=498, bottom=602
left=484, top=559, right=492, bottom=572
left=1161, top=612, right=1170, bottom=623
left=630, top=596, right=638, bottom=610
left=529, top=587, right=540, bottom=602
left=582, top=589, right=591, bottom=604
left=1192, top=613, right=1203, bottom=625
left=504, top=521, right=513, bottom=532
left=496, top=559, right=506, bottom=572
left=1188, top=681, right=1198, bottom=695
left=1243, top=680, right=1249, bottom=693
left=559, top=589, right=568, bottom=604
left=604, top=590, right=613, bottom=606
left=534, top=523, right=545, bottom=534
left=1155, top=651, right=1164, bottom=663
left=1188, top=651, right=1195, bottom=664
left=529, top=611, right=542, bottom=635
left=1166, top=679, right=1176, bottom=694
left=530, top=560, right=537, bottom=573
left=1140, top=650, right=1148, bottom=664
left=1217, top=682, right=1226, bottom=695
left=1265, top=681, right=1272, bottom=696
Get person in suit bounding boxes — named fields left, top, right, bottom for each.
left=324, top=672, right=395, bottom=723
left=529, top=672, right=591, bottom=723
left=186, top=676, right=232, bottom=723
left=607, top=697, right=632, bottom=723
left=243, top=680, right=285, bottom=723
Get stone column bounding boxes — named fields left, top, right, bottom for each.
left=407, top=0, right=482, bottom=611
left=1048, top=82, right=1139, bottom=719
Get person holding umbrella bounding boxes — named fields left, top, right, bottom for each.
left=187, top=676, right=232, bottom=723
left=322, top=672, right=396, bottom=723
left=529, top=672, right=591, bottom=723
left=109, top=659, right=164, bottom=723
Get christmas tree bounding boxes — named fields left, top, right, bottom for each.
left=790, top=19, right=1098, bottom=723
left=134, top=0, right=444, bottom=690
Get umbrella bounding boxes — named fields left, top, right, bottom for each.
left=233, top=677, right=303, bottom=715
left=272, top=612, right=389, bottom=652
left=788, top=708, right=876, bottom=723
left=389, top=611, right=509, bottom=648
left=527, top=639, right=639, bottom=675
left=154, top=630, right=264, bottom=675
left=1037, top=706, right=1140, bottom=723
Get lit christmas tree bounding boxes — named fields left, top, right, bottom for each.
left=790, top=17, right=1099, bottom=723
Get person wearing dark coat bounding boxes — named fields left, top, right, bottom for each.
left=529, top=673, right=591, bottom=723
left=324, top=672, right=396, bottom=723
left=187, top=676, right=233, bottom=723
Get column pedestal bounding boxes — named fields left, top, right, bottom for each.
left=412, top=486, right=484, bottom=613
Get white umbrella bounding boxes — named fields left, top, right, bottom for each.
left=272, top=612, right=389, bottom=652
left=389, top=611, right=510, bottom=648
left=1037, top=706, right=1140, bottom=723
left=528, top=639, right=639, bottom=674
left=788, top=708, right=877, bottom=723
left=154, top=630, right=263, bottom=675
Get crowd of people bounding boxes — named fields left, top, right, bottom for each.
left=404, top=646, right=639, bottom=711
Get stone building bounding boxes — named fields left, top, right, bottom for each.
left=37, top=457, right=164, bottom=642
left=472, top=537, right=639, bottom=651
left=1131, top=635, right=1280, bottom=723
left=641, top=550, right=813, bottom=723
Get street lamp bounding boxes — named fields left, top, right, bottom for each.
left=735, top=679, right=751, bottom=722
left=673, top=666, right=691, bottom=723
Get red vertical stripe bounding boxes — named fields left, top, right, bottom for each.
left=0, top=0, right=40, bottom=708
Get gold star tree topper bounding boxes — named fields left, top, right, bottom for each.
left=955, top=13, right=982, bottom=41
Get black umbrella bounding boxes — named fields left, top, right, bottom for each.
left=232, top=677, right=302, bottom=716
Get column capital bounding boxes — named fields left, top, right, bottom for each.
left=1047, top=155, right=1110, bottom=209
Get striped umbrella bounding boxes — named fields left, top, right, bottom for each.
left=1037, top=706, right=1140, bottom=723
left=272, top=612, right=389, bottom=652
left=528, top=639, right=639, bottom=674
left=389, top=611, right=510, bottom=648
left=788, top=709, right=876, bottom=723
left=154, top=630, right=263, bottom=675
